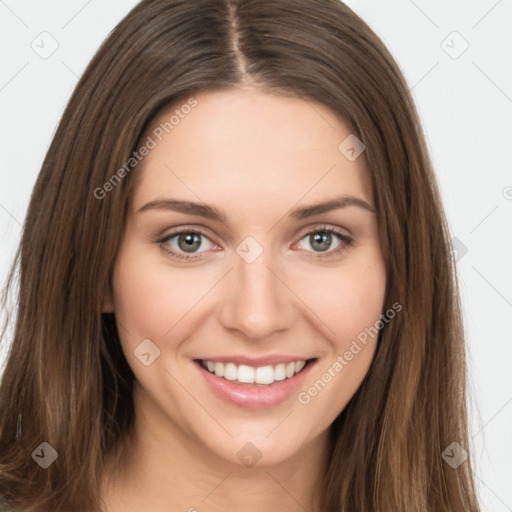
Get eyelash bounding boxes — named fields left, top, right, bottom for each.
left=154, top=225, right=355, bottom=262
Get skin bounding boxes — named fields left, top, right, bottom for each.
left=99, top=88, right=386, bottom=512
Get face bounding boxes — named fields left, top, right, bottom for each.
left=105, top=88, right=386, bottom=467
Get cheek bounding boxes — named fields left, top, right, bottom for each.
left=111, top=246, right=199, bottom=344
left=295, top=269, right=385, bottom=421
left=291, top=256, right=386, bottom=348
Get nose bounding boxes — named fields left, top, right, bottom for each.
left=217, top=247, right=295, bottom=341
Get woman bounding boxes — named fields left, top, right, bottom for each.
left=0, top=0, right=481, bottom=510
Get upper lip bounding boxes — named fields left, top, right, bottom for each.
left=195, top=355, right=315, bottom=367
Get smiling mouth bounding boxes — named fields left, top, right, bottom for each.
left=197, top=358, right=316, bottom=386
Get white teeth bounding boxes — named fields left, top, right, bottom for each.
left=214, top=362, right=224, bottom=377
left=295, top=361, right=306, bottom=373
left=255, top=365, right=274, bottom=385
left=224, top=362, right=237, bottom=381
left=274, top=363, right=286, bottom=381
left=202, top=359, right=309, bottom=385
left=237, top=364, right=255, bottom=383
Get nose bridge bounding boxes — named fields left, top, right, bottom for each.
left=218, top=238, right=293, bottom=339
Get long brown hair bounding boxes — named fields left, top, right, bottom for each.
left=0, top=0, right=481, bottom=510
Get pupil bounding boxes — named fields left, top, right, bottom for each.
left=179, top=233, right=201, bottom=252
left=311, top=232, right=331, bottom=252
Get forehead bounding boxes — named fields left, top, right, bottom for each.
left=131, top=88, right=373, bottom=217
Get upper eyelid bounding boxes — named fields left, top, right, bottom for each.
left=159, top=225, right=220, bottom=245
left=295, top=223, right=351, bottom=238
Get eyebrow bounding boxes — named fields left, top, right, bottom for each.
left=136, top=195, right=375, bottom=222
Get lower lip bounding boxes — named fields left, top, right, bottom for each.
left=195, top=360, right=316, bottom=409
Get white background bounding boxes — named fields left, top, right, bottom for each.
left=0, top=1, right=511, bottom=510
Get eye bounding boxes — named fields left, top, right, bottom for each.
left=295, top=226, right=354, bottom=259
left=155, top=225, right=355, bottom=262
left=157, top=230, right=216, bottom=261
